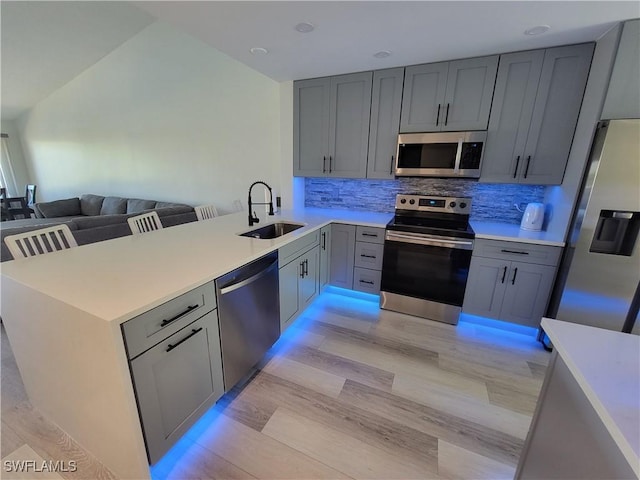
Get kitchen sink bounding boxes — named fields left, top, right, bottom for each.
left=238, top=222, right=304, bottom=239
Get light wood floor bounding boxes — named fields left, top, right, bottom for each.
left=2, top=288, right=550, bottom=479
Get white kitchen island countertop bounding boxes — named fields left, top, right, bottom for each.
left=1, top=207, right=391, bottom=324
left=471, top=220, right=565, bottom=247
left=540, top=318, right=640, bottom=477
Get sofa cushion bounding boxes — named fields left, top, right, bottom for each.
left=36, top=198, right=81, bottom=218
left=72, top=223, right=132, bottom=246
left=155, top=201, right=190, bottom=209
left=100, top=197, right=127, bottom=215
left=127, top=198, right=157, bottom=214
left=153, top=206, right=194, bottom=217
left=80, top=194, right=105, bottom=216
left=71, top=215, right=127, bottom=230
left=160, top=212, right=198, bottom=227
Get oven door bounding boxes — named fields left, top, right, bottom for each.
left=381, top=231, right=473, bottom=307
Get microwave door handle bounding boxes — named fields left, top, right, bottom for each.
left=453, top=138, right=463, bottom=172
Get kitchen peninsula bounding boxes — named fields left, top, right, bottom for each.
left=0, top=208, right=390, bottom=479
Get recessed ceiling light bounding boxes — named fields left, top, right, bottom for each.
left=524, top=25, right=551, bottom=36
left=295, top=22, right=315, bottom=33
left=250, top=47, right=269, bottom=55
left=373, top=50, right=392, bottom=59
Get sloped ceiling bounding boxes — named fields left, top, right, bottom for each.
left=2, top=1, right=639, bottom=120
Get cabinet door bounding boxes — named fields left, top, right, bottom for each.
left=521, top=43, right=594, bottom=185
left=300, top=245, right=320, bottom=310
left=462, top=256, right=509, bottom=319
left=400, top=62, right=448, bottom=132
left=480, top=50, right=544, bottom=183
left=442, top=55, right=498, bottom=131
left=319, top=225, right=331, bottom=289
left=367, top=68, right=404, bottom=179
left=130, top=310, right=224, bottom=464
left=500, top=262, right=557, bottom=327
left=279, top=260, right=301, bottom=332
left=293, top=78, right=331, bottom=176
left=328, top=72, right=373, bottom=178
left=602, top=19, right=640, bottom=120
left=329, top=224, right=356, bottom=289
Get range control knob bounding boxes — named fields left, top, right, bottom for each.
left=449, top=201, right=457, bottom=208
left=460, top=202, right=467, bottom=209
left=409, top=199, right=415, bottom=205
left=400, top=198, right=407, bottom=204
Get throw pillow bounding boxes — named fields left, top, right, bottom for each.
left=100, top=197, right=127, bottom=215
left=80, top=194, right=105, bottom=216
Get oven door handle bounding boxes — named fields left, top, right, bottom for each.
left=385, top=231, right=473, bottom=250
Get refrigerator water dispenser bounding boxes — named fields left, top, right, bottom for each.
left=589, top=210, right=640, bottom=256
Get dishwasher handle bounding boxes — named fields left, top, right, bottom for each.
left=218, top=257, right=279, bottom=295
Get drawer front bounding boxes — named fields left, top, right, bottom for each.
left=473, top=239, right=562, bottom=266
left=353, top=267, right=382, bottom=294
left=279, top=230, right=320, bottom=266
left=122, top=282, right=216, bottom=359
left=355, top=226, right=385, bottom=244
left=354, top=242, right=384, bottom=270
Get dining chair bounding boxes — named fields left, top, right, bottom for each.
left=25, top=184, right=37, bottom=213
left=4, top=197, right=33, bottom=220
left=127, top=211, right=163, bottom=234
left=4, top=224, right=78, bottom=259
left=194, top=204, right=218, bottom=221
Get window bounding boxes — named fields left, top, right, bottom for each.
left=0, top=134, right=19, bottom=197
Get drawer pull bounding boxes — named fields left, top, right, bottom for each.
left=360, top=254, right=377, bottom=259
left=160, top=305, right=199, bottom=327
left=500, top=249, right=529, bottom=255
left=361, top=233, right=378, bottom=238
left=360, top=279, right=375, bottom=285
left=166, top=327, right=203, bottom=352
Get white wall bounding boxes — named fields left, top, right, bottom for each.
left=17, top=22, right=283, bottom=214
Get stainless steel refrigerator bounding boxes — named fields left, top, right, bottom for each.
left=551, top=119, right=640, bottom=334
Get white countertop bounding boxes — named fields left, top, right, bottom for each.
left=471, top=220, right=565, bottom=247
left=541, top=318, right=640, bottom=477
left=0, top=208, right=391, bottom=324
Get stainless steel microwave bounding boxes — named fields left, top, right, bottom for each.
left=395, top=131, right=487, bottom=178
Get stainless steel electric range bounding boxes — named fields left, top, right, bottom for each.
left=380, top=194, right=474, bottom=325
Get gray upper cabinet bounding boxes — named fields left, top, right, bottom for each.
left=601, top=19, right=640, bottom=120
left=400, top=55, right=498, bottom=133
left=294, top=72, right=372, bottom=178
left=481, top=43, right=594, bottom=185
left=367, top=68, right=404, bottom=179
left=293, top=78, right=330, bottom=176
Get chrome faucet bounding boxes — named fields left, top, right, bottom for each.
left=247, top=181, right=274, bottom=226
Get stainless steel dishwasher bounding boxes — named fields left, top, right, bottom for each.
left=215, top=251, right=280, bottom=390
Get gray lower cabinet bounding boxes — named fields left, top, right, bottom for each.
left=462, top=239, right=561, bottom=327
left=367, top=68, right=404, bottom=179
left=400, top=55, right=498, bottom=132
left=279, top=233, right=320, bottom=333
left=128, top=307, right=224, bottom=464
left=601, top=19, right=640, bottom=120
left=329, top=224, right=356, bottom=289
left=481, top=43, right=594, bottom=185
left=319, top=225, right=331, bottom=289
left=294, top=72, right=372, bottom=178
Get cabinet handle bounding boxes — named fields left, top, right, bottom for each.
left=329, top=156, right=332, bottom=173
left=300, top=261, right=305, bottom=278
left=511, top=267, right=518, bottom=285
left=304, top=259, right=309, bottom=276
left=445, top=103, right=450, bottom=126
left=436, top=104, right=441, bottom=126
left=524, top=156, right=531, bottom=178
left=360, top=279, right=375, bottom=285
left=360, top=254, right=377, bottom=259
left=321, top=232, right=326, bottom=250
left=501, top=249, right=529, bottom=255
left=160, top=305, right=199, bottom=327
left=390, top=155, right=394, bottom=175
left=166, top=327, right=203, bottom=353
left=361, top=233, right=378, bottom=238
left=501, top=266, right=507, bottom=284
left=322, top=156, right=326, bottom=174
left=513, top=156, right=520, bottom=179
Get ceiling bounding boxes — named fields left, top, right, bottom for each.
left=2, top=1, right=639, bottom=120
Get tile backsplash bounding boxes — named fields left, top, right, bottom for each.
left=304, top=177, right=546, bottom=224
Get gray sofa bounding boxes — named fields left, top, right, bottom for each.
left=1, top=194, right=197, bottom=261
